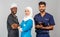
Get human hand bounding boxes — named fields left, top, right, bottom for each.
left=36, top=25, right=43, bottom=28
left=11, top=24, right=19, bottom=29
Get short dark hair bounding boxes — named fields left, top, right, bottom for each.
left=39, top=1, right=46, bottom=6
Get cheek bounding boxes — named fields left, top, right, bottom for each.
left=39, top=7, right=43, bottom=10
left=12, top=9, right=17, bottom=11
left=39, top=7, right=45, bottom=10
left=25, top=12, right=30, bottom=15
left=42, top=7, right=46, bottom=9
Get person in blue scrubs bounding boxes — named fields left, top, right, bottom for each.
left=18, top=7, right=33, bottom=37
left=34, top=1, right=55, bottom=37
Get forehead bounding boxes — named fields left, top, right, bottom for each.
left=25, top=9, right=30, bottom=11
left=11, top=7, right=17, bottom=9
left=39, top=4, right=46, bottom=6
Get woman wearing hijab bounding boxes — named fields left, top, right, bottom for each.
left=18, top=7, right=33, bottom=37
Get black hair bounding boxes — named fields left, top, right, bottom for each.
left=39, top=1, right=46, bottom=6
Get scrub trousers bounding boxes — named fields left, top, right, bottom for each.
left=36, top=33, right=50, bottom=37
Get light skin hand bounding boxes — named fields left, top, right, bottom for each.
left=18, top=26, right=20, bottom=29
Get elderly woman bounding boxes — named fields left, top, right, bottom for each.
left=18, top=7, right=33, bottom=37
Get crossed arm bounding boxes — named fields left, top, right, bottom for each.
left=11, top=23, right=19, bottom=29
left=35, top=25, right=54, bottom=30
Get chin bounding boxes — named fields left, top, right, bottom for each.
left=40, top=10, right=45, bottom=12
left=14, top=12, right=16, bottom=13
left=40, top=11, right=44, bottom=12
left=14, top=12, right=17, bottom=14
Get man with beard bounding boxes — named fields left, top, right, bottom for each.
left=7, top=3, right=19, bottom=37
left=34, top=1, right=55, bottom=37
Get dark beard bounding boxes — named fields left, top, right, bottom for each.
left=40, top=9, right=45, bottom=13
left=11, top=12, right=16, bottom=15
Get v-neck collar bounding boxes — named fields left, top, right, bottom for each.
left=39, top=12, right=47, bottom=18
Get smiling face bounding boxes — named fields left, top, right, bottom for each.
left=25, top=9, right=30, bottom=16
left=39, top=4, right=46, bottom=13
left=11, top=7, right=17, bottom=15
left=38, top=1, right=46, bottom=13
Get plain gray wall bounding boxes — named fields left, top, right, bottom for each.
left=0, top=0, right=59, bottom=37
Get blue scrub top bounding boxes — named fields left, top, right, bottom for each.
left=34, top=13, right=55, bottom=33
left=20, top=19, right=33, bottom=37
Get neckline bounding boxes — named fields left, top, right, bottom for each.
left=39, top=12, right=47, bottom=18
left=10, top=14, right=17, bottom=18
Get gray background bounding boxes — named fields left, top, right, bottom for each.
left=0, top=0, right=60, bottom=37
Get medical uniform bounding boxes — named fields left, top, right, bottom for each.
left=7, top=14, right=19, bottom=37
left=34, top=13, right=55, bottom=37
left=20, top=19, right=33, bottom=37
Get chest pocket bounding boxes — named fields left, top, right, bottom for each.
left=36, top=17, right=42, bottom=22
left=44, top=18, right=49, bottom=21
left=44, top=18, right=49, bottom=25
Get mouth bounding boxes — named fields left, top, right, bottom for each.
left=40, top=10, right=44, bottom=11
